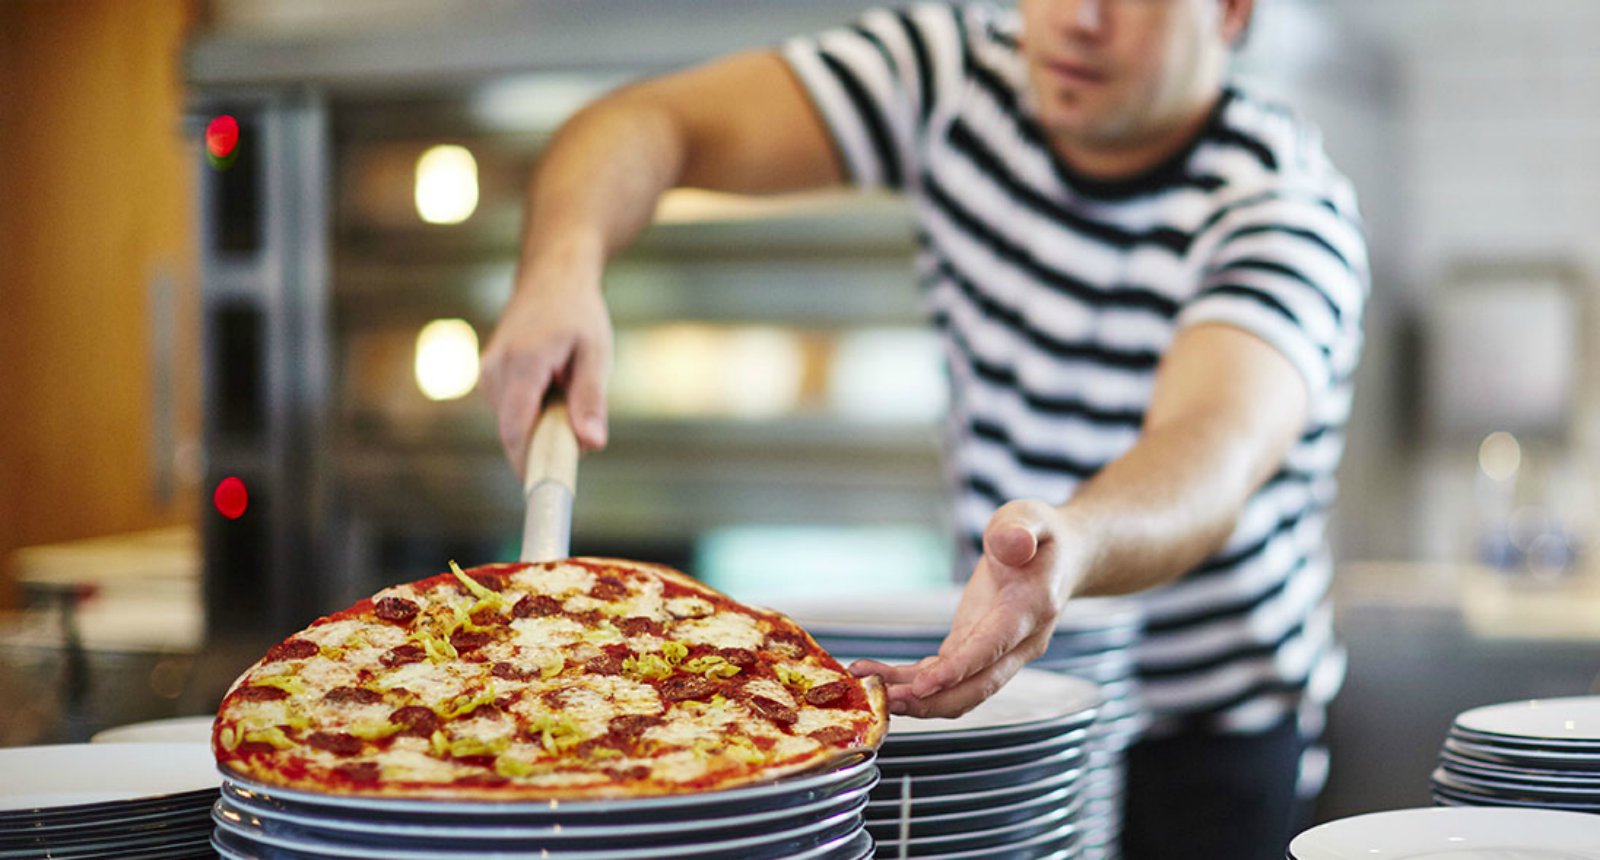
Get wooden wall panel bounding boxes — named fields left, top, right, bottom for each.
left=0, top=0, right=199, bottom=608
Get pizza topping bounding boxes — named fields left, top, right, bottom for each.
left=380, top=643, right=426, bottom=667
left=748, top=696, right=799, bottom=727
left=805, top=681, right=850, bottom=708
left=665, top=596, right=714, bottom=619
left=512, top=594, right=563, bottom=618
left=469, top=606, right=508, bottom=627
left=622, top=652, right=673, bottom=681
left=490, top=662, right=535, bottom=682
left=615, top=616, right=664, bottom=637
left=766, top=630, right=806, bottom=659
left=234, top=684, right=291, bottom=702
left=774, top=663, right=813, bottom=693
left=323, top=686, right=383, bottom=706
left=606, top=713, right=664, bottom=740
left=306, top=731, right=363, bottom=756
left=449, top=560, right=508, bottom=608
left=807, top=725, right=856, bottom=746
left=659, top=674, right=715, bottom=702
left=681, top=654, right=741, bottom=679
left=590, top=576, right=628, bottom=601
left=437, top=688, right=498, bottom=720
left=585, top=654, right=622, bottom=676
left=265, top=638, right=320, bottom=662
left=717, top=647, right=757, bottom=668
left=389, top=705, right=441, bottom=738
left=336, top=762, right=381, bottom=782
left=449, top=629, right=493, bottom=654
left=374, top=597, right=420, bottom=625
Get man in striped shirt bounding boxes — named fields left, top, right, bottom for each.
left=484, top=1, right=1366, bottom=857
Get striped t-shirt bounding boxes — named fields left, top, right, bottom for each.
left=783, top=3, right=1368, bottom=736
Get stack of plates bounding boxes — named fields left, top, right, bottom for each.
left=0, top=743, right=219, bottom=859
left=211, top=751, right=878, bottom=859
left=760, top=589, right=1143, bottom=859
left=1288, top=807, right=1600, bottom=858
left=868, top=669, right=1102, bottom=859
left=1432, top=695, right=1600, bottom=812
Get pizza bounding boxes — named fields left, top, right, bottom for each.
left=212, top=558, right=887, bottom=799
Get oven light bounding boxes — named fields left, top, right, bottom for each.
left=414, top=144, right=479, bottom=225
left=415, top=318, right=480, bottom=401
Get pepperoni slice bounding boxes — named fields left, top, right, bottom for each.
left=335, top=762, right=380, bottom=782
left=808, top=725, right=856, bottom=746
left=590, top=576, right=628, bottom=601
left=469, top=607, right=507, bottom=627
left=265, top=639, right=319, bottom=662
left=234, top=685, right=288, bottom=702
left=512, top=594, right=563, bottom=618
left=717, top=648, right=756, bottom=668
left=373, top=597, right=420, bottom=625
left=380, top=643, right=425, bottom=667
left=586, top=654, right=622, bottom=676
left=490, top=662, right=534, bottom=681
left=805, top=681, right=850, bottom=708
left=615, top=616, right=664, bottom=637
left=748, top=696, right=798, bottom=726
left=323, top=686, right=383, bottom=706
left=306, top=731, right=363, bottom=756
left=607, top=714, right=664, bottom=739
left=449, top=629, right=492, bottom=654
left=389, top=705, right=440, bottom=738
left=659, top=675, right=715, bottom=702
left=468, top=571, right=509, bottom=592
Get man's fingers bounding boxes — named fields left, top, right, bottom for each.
left=911, top=609, right=1033, bottom=698
left=494, top=360, right=556, bottom=479
left=848, top=658, right=920, bottom=686
left=564, top=339, right=611, bottom=451
left=888, top=644, right=1036, bottom=718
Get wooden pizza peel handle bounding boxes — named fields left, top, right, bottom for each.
left=520, top=394, right=579, bottom=563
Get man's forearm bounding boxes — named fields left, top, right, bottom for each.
left=517, top=93, right=686, bottom=285
left=1059, top=413, right=1273, bottom=598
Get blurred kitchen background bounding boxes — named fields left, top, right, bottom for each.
left=3, top=0, right=1600, bottom=825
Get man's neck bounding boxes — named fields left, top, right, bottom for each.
left=1050, top=94, right=1222, bottom=183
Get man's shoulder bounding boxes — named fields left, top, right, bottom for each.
left=1205, top=85, right=1357, bottom=209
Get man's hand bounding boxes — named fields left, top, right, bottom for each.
left=853, top=500, right=1083, bottom=718
left=480, top=249, right=613, bottom=473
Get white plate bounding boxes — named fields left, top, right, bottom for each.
left=1456, top=697, right=1600, bottom=744
left=0, top=743, right=219, bottom=812
left=1289, top=807, right=1600, bottom=859
left=754, top=589, right=1141, bottom=636
left=886, top=669, right=1102, bottom=736
left=92, top=716, right=215, bottom=745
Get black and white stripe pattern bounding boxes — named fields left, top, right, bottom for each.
left=784, top=2, right=1368, bottom=738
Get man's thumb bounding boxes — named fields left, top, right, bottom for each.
left=983, top=500, right=1055, bottom=569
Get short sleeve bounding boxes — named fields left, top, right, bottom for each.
left=781, top=3, right=967, bottom=191
left=1178, top=195, right=1369, bottom=398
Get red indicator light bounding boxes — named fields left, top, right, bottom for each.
left=206, top=115, right=239, bottom=159
left=214, top=476, right=249, bottom=520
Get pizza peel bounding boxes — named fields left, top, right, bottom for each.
left=519, top=396, right=580, bottom=564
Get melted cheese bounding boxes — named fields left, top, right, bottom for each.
left=739, top=678, right=795, bottom=708
left=770, top=734, right=822, bottom=761
left=613, top=579, right=666, bottom=620
left=665, top=596, right=713, bottom=619
left=374, top=660, right=472, bottom=703
left=672, top=612, right=762, bottom=650
left=512, top=564, right=594, bottom=597
left=382, top=747, right=467, bottom=782
left=510, top=616, right=587, bottom=650
left=793, top=706, right=858, bottom=736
